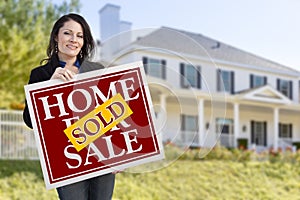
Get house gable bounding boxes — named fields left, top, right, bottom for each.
left=239, top=85, right=291, bottom=104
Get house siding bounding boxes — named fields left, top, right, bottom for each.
left=99, top=21, right=300, bottom=150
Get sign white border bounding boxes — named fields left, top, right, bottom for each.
left=24, top=61, right=164, bottom=189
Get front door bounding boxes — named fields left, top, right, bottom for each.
left=216, top=118, right=234, bottom=147
left=251, top=121, right=267, bottom=146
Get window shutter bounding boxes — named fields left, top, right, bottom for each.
left=230, top=71, right=235, bottom=94
left=180, top=63, right=185, bottom=87
left=250, top=74, right=254, bottom=88
left=263, top=121, right=267, bottom=146
left=289, top=81, right=293, bottom=100
left=251, top=120, right=254, bottom=144
left=289, top=124, right=293, bottom=138
left=181, top=115, right=185, bottom=131
left=197, top=66, right=201, bottom=89
left=278, top=123, right=282, bottom=138
left=217, top=69, right=221, bottom=91
left=142, top=57, right=148, bottom=74
left=263, top=76, right=267, bottom=85
left=161, top=60, right=166, bottom=79
left=276, top=79, right=280, bottom=90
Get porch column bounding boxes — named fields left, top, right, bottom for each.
left=159, top=94, right=166, bottom=115
left=233, top=103, right=239, bottom=148
left=157, top=94, right=167, bottom=141
left=198, top=99, right=204, bottom=146
left=273, top=107, right=279, bottom=151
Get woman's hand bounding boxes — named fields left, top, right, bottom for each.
left=51, top=67, right=75, bottom=81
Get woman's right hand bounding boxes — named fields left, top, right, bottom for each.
left=51, top=67, right=75, bottom=81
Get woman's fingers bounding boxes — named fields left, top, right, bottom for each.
left=63, top=69, right=74, bottom=80
left=51, top=67, right=75, bottom=81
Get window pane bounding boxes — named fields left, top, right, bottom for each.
left=280, top=124, right=291, bottom=138
left=216, top=118, right=233, bottom=134
left=184, top=64, right=197, bottom=87
left=221, top=70, right=231, bottom=92
left=253, top=121, right=265, bottom=146
left=148, top=58, right=162, bottom=78
left=253, top=75, right=264, bottom=87
left=221, top=125, right=229, bottom=134
left=183, top=115, right=198, bottom=131
left=279, top=79, right=289, bottom=97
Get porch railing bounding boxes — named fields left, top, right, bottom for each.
left=0, top=110, right=38, bottom=160
left=219, top=134, right=234, bottom=148
left=174, top=131, right=200, bottom=147
left=175, top=132, right=237, bottom=148
left=278, top=138, right=295, bottom=151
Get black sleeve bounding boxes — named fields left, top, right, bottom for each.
left=23, top=101, right=33, bottom=129
left=23, top=66, right=52, bottom=129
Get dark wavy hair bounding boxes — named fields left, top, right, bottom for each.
left=41, top=13, right=95, bottom=66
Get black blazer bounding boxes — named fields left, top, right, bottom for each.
left=23, top=60, right=104, bottom=129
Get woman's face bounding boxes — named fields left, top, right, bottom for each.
left=56, top=19, right=84, bottom=61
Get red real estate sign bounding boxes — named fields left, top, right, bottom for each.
left=24, top=61, right=164, bottom=189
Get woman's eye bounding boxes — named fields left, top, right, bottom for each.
left=63, top=32, right=70, bottom=35
left=78, top=35, right=83, bottom=38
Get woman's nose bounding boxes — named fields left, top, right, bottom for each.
left=70, top=34, right=77, bottom=42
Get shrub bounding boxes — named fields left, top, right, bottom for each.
left=163, top=143, right=300, bottom=164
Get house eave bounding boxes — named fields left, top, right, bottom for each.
left=123, top=44, right=300, bottom=78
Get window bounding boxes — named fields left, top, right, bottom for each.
left=180, top=63, right=201, bottom=89
left=250, top=74, right=267, bottom=88
left=216, top=118, right=233, bottom=134
left=181, top=115, right=198, bottom=131
left=142, top=57, right=166, bottom=79
left=277, top=79, right=293, bottom=99
left=279, top=123, right=292, bottom=138
left=251, top=121, right=267, bottom=146
left=217, top=70, right=234, bottom=94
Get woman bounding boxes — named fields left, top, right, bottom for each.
left=23, top=13, right=115, bottom=200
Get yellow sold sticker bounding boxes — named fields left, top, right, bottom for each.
left=64, top=93, right=133, bottom=152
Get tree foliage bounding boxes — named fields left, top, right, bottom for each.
left=0, top=0, right=80, bottom=109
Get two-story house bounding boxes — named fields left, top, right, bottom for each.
left=98, top=4, right=300, bottom=151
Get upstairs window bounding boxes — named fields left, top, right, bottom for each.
left=142, top=57, right=166, bottom=79
left=277, top=79, right=293, bottom=99
left=217, top=69, right=234, bottom=94
left=250, top=74, right=267, bottom=88
left=180, top=63, right=201, bottom=89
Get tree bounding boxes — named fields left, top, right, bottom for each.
left=0, top=0, right=80, bottom=109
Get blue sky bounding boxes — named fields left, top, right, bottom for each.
left=53, top=0, right=300, bottom=70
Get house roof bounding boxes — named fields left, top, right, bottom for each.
left=132, top=27, right=300, bottom=77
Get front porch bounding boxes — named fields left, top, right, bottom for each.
left=150, top=83, right=300, bottom=151
left=173, top=131, right=299, bottom=152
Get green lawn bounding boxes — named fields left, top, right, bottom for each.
left=1, top=158, right=300, bottom=200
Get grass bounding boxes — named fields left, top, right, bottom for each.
left=1, top=147, right=300, bottom=199
left=115, top=160, right=300, bottom=200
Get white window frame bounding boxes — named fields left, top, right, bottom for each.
left=181, top=115, right=198, bottom=131
left=218, top=70, right=233, bottom=93
left=183, top=64, right=198, bottom=88
left=279, top=123, right=292, bottom=139
left=252, top=75, right=265, bottom=87
left=147, top=58, right=163, bottom=78
left=278, top=79, right=290, bottom=98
